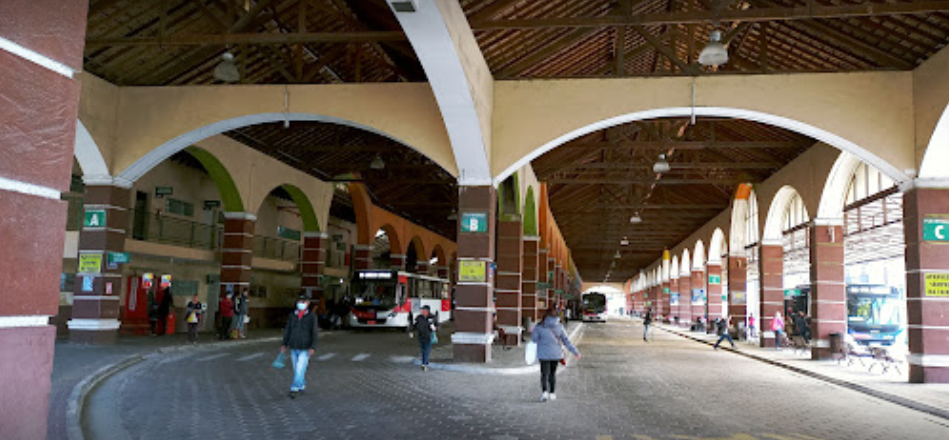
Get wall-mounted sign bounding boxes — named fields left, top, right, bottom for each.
left=155, top=187, right=173, bottom=198
left=924, top=273, right=949, bottom=297
left=708, top=274, right=722, bottom=285
left=161, top=275, right=172, bottom=288
left=203, top=200, right=221, bottom=210
left=670, top=293, right=680, bottom=306
left=460, top=212, right=488, bottom=233
left=923, top=217, right=949, bottom=242
left=458, top=261, right=487, bottom=283
left=83, top=210, right=106, bottom=228
left=663, top=287, right=670, bottom=294
left=81, top=276, right=94, bottom=292
left=105, top=282, right=113, bottom=295
left=107, top=252, right=130, bottom=269
left=142, top=273, right=155, bottom=289
left=731, top=291, right=746, bottom=304
left=691, top=289, right=706, bottom=306
left=78, top=254, right=102, bottom=273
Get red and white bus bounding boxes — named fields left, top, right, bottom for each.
left=348, top=270, right=451, bottom=329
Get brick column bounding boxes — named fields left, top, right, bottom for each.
left=220, top=213, right=255, bottom=298
left=390, top=253, right=406, bottom=271
left=661, top=280, right=671, bottom=320
left=301, top=232, right=327, bottom=300
left=728, top=255, right=749, bottom=333
left=68, top=184, right=130, bottom=343
left=904, top=186, right=949, bottom=383
left=706, top=263, right=723, bottom=333
left=691, top=269, right=705, bottom=327
left=538, top=248, right=550, bottom=311
left=0, top=2, right=89, bottom=437
left=810, top=222, right=845, bottom=360
left=555, top=265, right=565, bottom=309
left=353, top=244, right=373, bottom=270
left=452, top=186, right=496, bottom=362
left=669, top=277, right=679, bottom=322
left=679, top=272, right=692, bottom=327
left=760, top=243, right=785, bottom=348
left=521, top=236, right=540, bottom=323
left=496, top=218, right=523, bottom=346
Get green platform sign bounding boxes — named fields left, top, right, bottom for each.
left=83, top=210, right=106, bottom=228
left=107, top=252, right=130, bottom=265
left=460, top=212, right=488, bottom=233
left=923, top=217, right=949, bottom=242
left=708, top=274, right=722, bottom=285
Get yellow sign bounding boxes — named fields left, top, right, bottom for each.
left=78, top=254, right=103, bottom=274
left=925, top=273, right=949, bottom=297
left=458, top=261, right=486, bottom=283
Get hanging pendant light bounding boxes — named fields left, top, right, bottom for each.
left=614, top=251, right=621, bottom=259
left=369, top=155, right=385, bottom=170
left=653, top=154, right=671, bottom=174
left=630, top=212, right=642, bottom=224
left=214, top=52, right=240, bottom=83
left=698, top=30, right=729, bottom=67
left=620, top=237, right=629, bottom=246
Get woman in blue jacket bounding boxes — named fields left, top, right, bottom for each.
left=531, top=307, right=581, bottom=402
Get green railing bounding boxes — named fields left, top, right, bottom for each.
left=253, top=235, right=302, bottom=262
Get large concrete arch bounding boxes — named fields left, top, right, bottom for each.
left=763, top=186, right=805, bottom=243
left=817, top=152, right=864, bottom=221
left=407, top=235, right=426, bottom=262
left=671, top=255, right=680, bottom=280
left=913, top=44, right=949, bottom=180
left=184, top=146, right=245, bottom=213
left=693, top=240, right=706, bottom=270
left=729, top=184, right=754, bottom=254
left=680, top=249, right=691, bottom=278
left=73, top=120, right=111, bottom=183
left=277, top=184, right=320, bottom=233
left=523, top=186, right=538, bottom=236
left=708, top=228, right=727, bottom=265
left=376, top=224, right=402, bottom=260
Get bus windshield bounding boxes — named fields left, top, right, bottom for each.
left=583, top=293, right=606, bottom=312
left=848, top=295, right=901, bottom=327
left=351, top=279, right=398, bottom=309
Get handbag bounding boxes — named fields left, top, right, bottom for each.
left=430, top=332, right=438, bottom=344
left=524, top=341, right=538, bottom=365
left=272, top=352, right=286, bottom=369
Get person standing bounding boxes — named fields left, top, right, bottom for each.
left=795, top=311, right=811, bottom=344
left=156, top=287, right=174, bottom=336
left=282, top=296, right=319, bottom=399
left=147, top=287, right=159, bottom=336
left=185, top=295, right=203, bottom=344
left=234, top=289, right=249, bottom=339
left=772, top=311, right=785, bottom=349
left=409, top=305, right=438, bottom=370
left=643, top=307, right=654, bottom=342
left=713, top=315, right=737, bottom=350
left=218, top=293, right=235, bottom=340
left=747, top=313, right=756, bottom=340
left=531, top=307, right=580, bottom=402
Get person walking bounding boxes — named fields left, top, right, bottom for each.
left=771, top=311, right=785, bottom=349
left=795, top=311, right=811, bottom=344
left=531, top=307, right=580, bottom=402
left=156, top=287, right=174, bottom=336
left=282, top=296, right=319, bottom=399
left=409, top=305, right=438, bottom=370
left=234, top=289, right=249, bottom=339
left=643, top=307, right=654, bottom=342
left=185, top=295, right=203, bottom=344
left=713, top=315, right=737, bottom=350
left=747, top=313, right=757, bottom=340
left=218, top=293, right=235, bottom=340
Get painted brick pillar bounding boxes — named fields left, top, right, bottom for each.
left=68, top=184, right=130, bottom=343
left=669, top=278, right=679, bottom=322
left=691, top=269, right=706, bottom=327
left=452, top=186, right=496, bottom=363
left=353, top=244, right=373, bottom=270
left=679, top=273, right=692, bottom=327
left=903, top=187, right=949, bottom=383
left=706, top=263, right=723, bottom=333
left=538, top=248, right=550, bottom=311
left=759, top=243, right=785, bottom=348
left=728, top=256, right=749, bottom=333
left=555, top=265, right=564, bottom=309
left=301, top=232, right=327, bottom=300
left=0, top=2, right=89, bottom=437
left=810, top=222, right=845, bottom=360
left=390, top=253, right=406, bottom=271
left=496, top=218, right=523, bottom=345
left=220, top=213, right=256, bottom=298
left=521, top=236, right=540, bottom=323
left=661, top=281, right=670, bottom=320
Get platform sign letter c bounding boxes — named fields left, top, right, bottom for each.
left=937, top=225, right=946, bottom=240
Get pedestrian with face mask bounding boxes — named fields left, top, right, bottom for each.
left=409, top=305, right=438, bottom=370
left=218, top=293, right=235, bottom=340
left=282, top=295, right=319, bottom=399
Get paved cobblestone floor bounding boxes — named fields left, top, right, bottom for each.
left=88, top=321, right=949, bottom=440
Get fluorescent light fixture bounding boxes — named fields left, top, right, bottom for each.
left=699, top=30, right=729, bottom=67
left=630, top=213, right=642, bottom=224
left=213, top=52, right=240, bottom=82
left=390, top=0, right=417, bottom=12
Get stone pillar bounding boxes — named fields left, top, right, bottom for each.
left=353, top=244, right=373, bottom=270
left=669, top=277, right=679, bottom=322
left=691, top=269, right=705, bottom=327
left=661, top=280, right=671, bottom=321
left=0, top=2, right=89, bottom=437
left=496, top=217, right=523, bottom=346
left=538, top=248, right=550, bottom=311
left=810, top=222, right=845, bottom=360
left=301, top=232, right=327, bottom=300
left=68, top=184, right=129, bottom=343
left=728, top=255, right=748, bottom=334
left=759, top=243, right=785, bottom=348
left=904, top=186, right=949, bottom=383
left=555, top=264, right=564, bottom=309
left=390, top=253, right=406, bottom=271
left=706, top=263, right=723, bottom=333
left=521, top=236, right=540, bottom=323
left=220, top=213, right=256, bottom=298
left=679, top=272, right=692, bottom=327
left=452, top=186, right=496, bottom=363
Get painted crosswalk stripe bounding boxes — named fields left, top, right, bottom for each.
left=236, top=353, right=264, bottom=362
left=317, top=353, right=337, bottom=361
left=196, top=353, right=229, bottom=362
left=351, top=353, right=371, bottom=362
left=389, top=356, right=417, bottom=364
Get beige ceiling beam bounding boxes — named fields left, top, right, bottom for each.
left=85, top=31, right=408, bottom=47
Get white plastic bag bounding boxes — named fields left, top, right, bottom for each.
left=525, top=341, right=538, bottom=365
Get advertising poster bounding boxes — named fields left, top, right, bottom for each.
left=691, top=288, right=706, bottom=306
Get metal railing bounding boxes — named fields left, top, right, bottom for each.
left=130, top=211, right=222, bottom=251
left=253, top=235, right=302, bottom=262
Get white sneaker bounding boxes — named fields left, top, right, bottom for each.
left=541, top=392, right=549, bottom=402
left=549, top=393, right=557, bottom=401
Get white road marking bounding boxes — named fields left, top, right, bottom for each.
left=236, top=353, right=264, bottom=362
left=389, top=356, right=417, bottom=364
left=196, top=353, right=229, bottom=362
left=317, top=353, right=337, bottom=361
left=351, top=353, right=371, bottom=362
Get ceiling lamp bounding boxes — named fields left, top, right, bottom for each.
left=698, top=30, right=729, bottom=67
left=614, top=251, right=621, bottom=259
left=369, top=155, right=385, bottom=170
left=620, top=237, right=629, bottom=246
left=213, top=52, right=240, bottom=83
left=630, top=212, right=642, bottom=224
left=390, top=0, right=417, bottom=12
left=447, top=210, right=458, bottom=221
left=653, top=154, right=671, bottom=174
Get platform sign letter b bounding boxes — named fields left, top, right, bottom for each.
left=461, top=213, right=488, bottom=233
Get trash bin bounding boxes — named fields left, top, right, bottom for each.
left=165, top=312, right=176, bottom=335
left=830, top=332, right=845, bottom=354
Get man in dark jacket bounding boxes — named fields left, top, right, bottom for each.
left=713, top=315, right=737, bottom=350
left=282, top=295, right=319, bottom=398
left=156, top=287, right=174, bottom=336
left=794, top=311, right=811, bottom=343
left=409, top=305, right=438, bottom=370
left=643, top=308, right=654, bottom=342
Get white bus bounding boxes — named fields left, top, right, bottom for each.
left=348, top=270, right=451, bottom=329
left=581, top=292, right=608, bottom=322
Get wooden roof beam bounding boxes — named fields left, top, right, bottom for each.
left=562, top=140, right=802, bottom=149
left=545, top=178, right=759, bottom=185
left=86, top=31, right=408, bottom=47
left=559, top=162, right=782, bottom=171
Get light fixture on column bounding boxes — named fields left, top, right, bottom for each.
left=213, top=52, right=240, bottom=82
left=653, top=154, right=671, bottom=174
left=698, top=30, right=729, bottom=67
left=630, top=212, right=642, bottom=224
left=369, top=155, right=385, bottom=170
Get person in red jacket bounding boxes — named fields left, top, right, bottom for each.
left=218, top=293, right=235, bottom=340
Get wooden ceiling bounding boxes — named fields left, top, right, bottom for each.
left=532, top=117, right=815, bottom=281
left=462, top=0, right=949, bottom=78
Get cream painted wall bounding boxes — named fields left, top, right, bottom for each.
left=913, top=43, right=949, bottom=177
left=254, top=195, right=304, bottom=238
left=132, top=157, right=222, bottom=223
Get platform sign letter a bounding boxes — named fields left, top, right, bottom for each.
left=84, top=210, right=106, bottom=228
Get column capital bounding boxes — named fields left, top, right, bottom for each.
left=223, top=212, right=258, bottom=221
left=304, top=231, right=329, bottom=238
left=901, top=178, right=949, bottom=192
left=82, top=175, right=133, bottom=189
left=812, top=217, right=843, bottom=226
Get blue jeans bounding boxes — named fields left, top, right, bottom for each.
left=643, top=324, right=650, bottom=340
left=714, top=333, right=735, bottom=348
left=419, top=338, right=432, bottom=365
left=290, top=349, right=310, bottom=391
